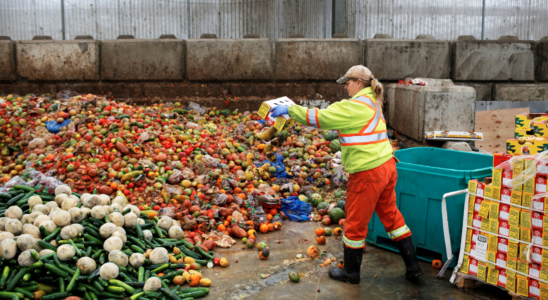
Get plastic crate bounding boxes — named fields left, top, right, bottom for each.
left=366, top=148, right=493, bottom=268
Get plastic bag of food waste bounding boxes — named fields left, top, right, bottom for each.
left=201, top=232, right=236, bottom=248
left=188, top=102, right=207, bottom=115
left=331, top=165, right=347, bottom=188
left=168, top=169, right=183, bottom=184
left=182, top=215, right=197, bottom=231
left=28, top=138, right=46, bottom=149
left=3, top=176, right=27, bottom=189
left=163, top=184, right=182, bottom=197
left=45, top=119, right=71, bottom=134
left=212, top=193, right=228, bottom=206
left=159, top=207, right=175, bottom=218
left=262, top=153, right=292, bottom=179
left=281, top=196, right=313, bottom=222
left=232, top=196, right=244, bottom=206
left=202, top=155, right=219, bottom=168
left=39, top=176, right=63, bottom=192
left=182, top=168, right=194, bottom=180
left=250, top=207, right=267, bottom=226
left=137, top=132, right=150, bottom=144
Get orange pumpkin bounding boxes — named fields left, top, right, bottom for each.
left=188, top=274, right=200, bottom=287
left=260, top=224, right=269, bottom=233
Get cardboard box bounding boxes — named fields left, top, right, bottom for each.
left=515, top=127, right=534, bottom=138
left=507, top=272, right=516, bottom=293
left=477, top=263, right=487, bottom=281
left=498, top=269, right=507, bottom=288
left=533, top=211, right=544, bottom=230
left=507, top=139, right=537, bottom=156
left=534, top=122, right=548, bottom=137
left=469, top=258, right=479, bottom=276
left=498, top=237, right=508, bottom=254
left=258, top=97, right=296, bottom=131
left=534, top=228, right=544, bottom=246
left=474, top=197, right=483, bottom=214
left=533, top=246, right=543, bottom=265
left=500, top=204, right=511, bottom=222
left=493, top=153, right=512, bottom=169
left=501, top=187, right=512, bottom=204
left=523, top=193, right=533, bottom=208
left=534, top=140, right=548, bottom=154
left=426, top=130, right=483, bottom=140
left=538, top=157, right=548, bottom=176
left=536, top=175, right=547, bottom=195
left=515, top=113, right=548, bottom=129
left=542, top=284, right=548, bottom=300
left=502, top=171, right=513, bottom=189
left=499, top=221, right=510, bottom=237
left=531, top=263, right=542, bottom=280
left=473, top=213, right=483, bottom=229
left=496, top=251, right=507, bottom=269
left=530, top=279, right=542, bottom=299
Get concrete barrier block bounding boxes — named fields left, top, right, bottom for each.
left=364, top=39, right=450, bottom=80
left=452, top=40, right=535, bottom=81
left=101, top=39, right=185, bottom=81
left=186, top=39, right=273, bottom=81
left=455, top=82, right=493, bottom=101
left=0, top=40, right=16, bottom=81
left=537, top=37, right=548, bottom=81
left=387, top=78, right=476, bottom=142
left=275, top=38, right=362, bottom=81
left=493, top=84, right=548, bottom=101
left=16, top=40, right=99, bottom=81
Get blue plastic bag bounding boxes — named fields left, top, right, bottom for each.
left=45, top=119, right=71, bottom=134
left=281, top=196, right=312, bottom=222
left=262, top=153, right=292, bottom=180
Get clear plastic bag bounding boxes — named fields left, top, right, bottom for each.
left=28, top=138, right=46, bottom=149
left=164, top=184, right=182, bottom=197
left=188, top=102, right=207, bottom=115
left=212, top=194, right=228, bottom=206
left=168, top=169, right=183, bottom=184
left=231, top=210, right=243, bottom=223
left=250, top=207, right=267, bottom=226
left=137, top=132, right=150, bottom=144
left=159, top=207, right=175, bottom=218
left=186, top=122, right=200, bottom=129
left=3, top=176, right=27, bottom=189
left=182, top=168, right=195, bottom=180
left=331, top=165, right=347, bottom=188
left=202, top=155, right=219, bottom=168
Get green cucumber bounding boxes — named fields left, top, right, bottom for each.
left=136, top=223, right=144, bottom=239
left=138, top=267, right=145, bottom=282
left=66, top=267, right=80, bottom=292
left=0, top=292, right=24, bottom=299
left=6, top=267, right=27, bottom=291
left=109, top=279, right=136, bottom=294
left=195, top=246, right=213, bottom=260
left=14, top=287, right=33, bottom=298
left=0, top=266, right=9, bottom=289
left=159, top=287, right=182, bottom=300
left=41, top=292, right=70, bottom=300
left=37, top=240, right=57, bottom=251
left=43, top=227, right=61, bottom=242
left=43, top=263, right=68, bottom=277
left=151, top=263, right=169, bottom=273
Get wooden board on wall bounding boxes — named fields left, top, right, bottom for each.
left=475, top=107, right=531, bottom=154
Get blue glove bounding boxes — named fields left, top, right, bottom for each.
left=269, top=105, right=289, bottom=118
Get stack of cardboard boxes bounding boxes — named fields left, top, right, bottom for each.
left=461, top=154, right=548, bottom=299
left=507, top=114, right=548, bottom=156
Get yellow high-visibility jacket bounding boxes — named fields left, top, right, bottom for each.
left=288, top=87, right=393, bottom=174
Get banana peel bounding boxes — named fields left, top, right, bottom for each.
left=257, top=126, right=278, bottom=141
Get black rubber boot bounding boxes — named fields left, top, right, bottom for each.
left=395, top=236, right=423, bottom=280
left=328, top=246, right=362, bottom=284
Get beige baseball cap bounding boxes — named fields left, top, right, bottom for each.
left=336, top=65, right=373, bottom=84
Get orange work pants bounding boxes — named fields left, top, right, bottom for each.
left=343, top=158, right=411, bottom=249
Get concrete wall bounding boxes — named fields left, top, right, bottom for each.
left=274, top=38, right=362, bottom=81
left=186, top=39, right=272, bottom=81
left=364, top=38, right=451, bottom=80
left=16, top=40, right=99, bottom=81
left=101, top=39, right=185, bottom=81
left=0, top=40, right=15, bottom=81
left=493, top=84, right=548, bottom=101
left=387, top=78, right=476, bottom=142
left=537, top=37, right=548, bottom=82
left=452, top=40, right=535, bottom=81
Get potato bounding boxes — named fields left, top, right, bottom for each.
left=54, top=193, right=70, bottom=206
left=28, top=212, right=44, bottom=225
left=168, top=226, right=184, bottom=239
left=111, top=231, right=127, bottom=243
left=61, top=198, right=78, bottom=211
left=99, top=194, right=110, bottom=205
left=72, top=223, right=84, bottom=235
left=21, top=214, right=30, bottom=225
left=69, top=207, right=84, bottom=223
left=39, top=249, right=55, bottom=257
left=55, top=185, right=72, bottom=196
left=16, top=234, right=35, bottom=251
left=116, top=227, right=126, bottom=235
left=143, top=230, right=153, bottom=241
left=5, top=219, right=22, bottom=235
left=112, top=196, right=126, bottom=208
left=158, top=216, right=173, bottom=231
left=108, top=212, right=124, bottom=227
left=18, top=249, right=37, bottom=267
left=108, top=250, right=128, bottom=267
left=57, top=244, right=76, bottom=261
left=33, top=215, right=51, bottom=228
left=45, top=201, right=58, bottom=210
left=60, top=225, right=79, bottom=240
left=1, top=239, right=17, bottom=259
left=129, top=253, right=145, bottom=268
left=80, top=207, right=91, bottom=219
left=104, top=236, right=123, bottom=252
left=40, top=220, right=57, bottom=234
left=100, top=262, right=119, bottom=280
left=69, top=195, right=80, bottom=203
left=100, top=223, right=117, bottom=239
left=125, top=205, right=140, bottom=216
left=91, top=206, right=107, bottom=220
left=143, top=277, right=161, bottom=292
left=5, top=206, right=23, bottom=220
left=123, top=212, right=137, bottom=228
left=149, top=247, right=169, bottom=264
left=33, top=204, right=50, bottom=215
left=28, top=195, right=43, bottom=208
left=77, top=257, right=97, bottom=274
left=22, top=225, right=41, bottom=239
left=137, top=218, right=145, bottom=225
left=53, top=210, right=71, bottom=227
left=0, top=232, right=14, bottom=242
left=86, top=195, right=102, bottom=208
left=0, top=218, right=7, bottom=230
left=109, top=203, right=122, bottom=214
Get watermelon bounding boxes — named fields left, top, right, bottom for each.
left=329, top=139, right=341, bottom=152
left=309, top=193, right=323, bottom=207
left=317, top=201, right=329, bottom=211
left=334, top=190, right=344, bottom=199
left=219, top=109, right=231, bottom=116
left=298, top=195, right=309, bottom=203
left=325, top=131, right=339, bottom=141
left=336, top=200, right=345, bottom=212
left=329, top=207, right=345, bottom=224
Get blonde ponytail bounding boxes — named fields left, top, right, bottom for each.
left=371, top=78, right=384, bottom=103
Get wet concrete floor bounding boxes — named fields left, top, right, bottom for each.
left=202, top=221, right=512, bottom=300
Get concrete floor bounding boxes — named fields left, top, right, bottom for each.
left=201, top=222, right=512, bottom=300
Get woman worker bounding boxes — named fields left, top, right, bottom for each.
left=269, top=65, right=422, bottom=284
